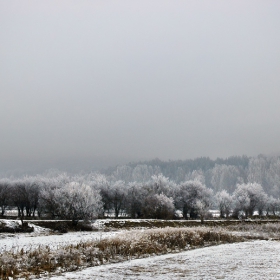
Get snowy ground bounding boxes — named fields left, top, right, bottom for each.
left=44, top=240, right=280, bottom=280
left=2, top=220, right=280, bottom=279
left=0, top=231, right=120, bottom=253
left=0, top=220, right=120, bottom=252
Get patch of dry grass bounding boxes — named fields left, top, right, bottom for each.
left=226, top=223, right=280, bottom=240
left=0, top=227, right=243, bottom=279
left=96, top=219, right=280, bottom=230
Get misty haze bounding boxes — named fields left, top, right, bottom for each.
left=1, top=1, right=280, bottom=174
left=1, top=1, right=280, bottom=279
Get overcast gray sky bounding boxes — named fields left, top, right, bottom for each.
left=0, top=0, right=280, bottom=172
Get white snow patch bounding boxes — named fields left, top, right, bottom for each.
left=0, top=220, right=121, bottom=253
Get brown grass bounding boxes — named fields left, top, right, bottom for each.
left=95, top=219, right=280, bottom=230
left=225, top=222, right=280, bottom=240
left=0, top=227, right=243, bottom=279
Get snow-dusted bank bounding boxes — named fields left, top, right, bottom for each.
left=45, top=240, right=280, bottom=280
left=0, top=225, right=242, bottom=278
left=2, top=220, right=280, bottom=279
left=0, top=220, right=120, bottom=253
left=0, top=231, right=120, bottom=253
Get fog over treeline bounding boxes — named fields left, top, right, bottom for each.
left=2, top=153, right=280, bottom=197
left=1, top=1, right=280, bottom=176
left=102, top=154, right=280, bottom=196
left=1, top=153, right=280, bottom=221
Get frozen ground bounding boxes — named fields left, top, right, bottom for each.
left=0, top=231, right=120, bottom=253
left=0, top=220, right=120, bottom=252
left=45, top=240, right=280, bottom=280
left=2, top=220, right=280, bottom=279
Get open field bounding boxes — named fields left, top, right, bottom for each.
left=46, top=240, right=280, bottom=280
left=1, top=219, right=280, bottom=279
left=90, top=218, right=280, bottom=229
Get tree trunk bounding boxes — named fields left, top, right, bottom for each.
left=200, top=215, right=204, bottom=224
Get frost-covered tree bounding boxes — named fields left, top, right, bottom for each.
left=185, top=169, right=205, bottom=185
left=39, top=180, right=102, bottom=224
left=88, top=173, right=109, bottom=189
left=233, top=183, right=267, bottom=218
left=100, top=180, right=128, bottom=218
left=111, top=165, right=133, bottom=183
left=144, top=174, right=176, bottom=198
left=37, top=173, right=70, bottom=218
left=151, top=174, right=170, bottom=193
left=110, top=180, right=128, bottom=218
left=247, top=156, right=268, bottom=191
left=215, top=190, right=232, bottom=218
left=86, top=173, right=109, bottom=215
left=232, top=184, right=250, bottom=218
left=265, top=157, right=280, bottom=196
left=210, top=164, right=243, bottom=194
left=10, top=179, right=29, bottom=218
left=58, top=182, right=103, bottom=224
left=127, top=182, right=145, bottom=218
left=195, top=190, right=213, bottom=223
left=176, top=180, right=213, bottom=221
left=142, top=193, right=175, bottom=219
left=38, top=185, right=59, bottom=219
left=266, top=196, right=280, bottom=216
left=131, top=165, right=154, bottom=183
left=175, top=167, right=186, bottom=183
left=24, top=176, right=42, bottom=217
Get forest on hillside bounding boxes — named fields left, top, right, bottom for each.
left=105, top=154, right=280, bottom=196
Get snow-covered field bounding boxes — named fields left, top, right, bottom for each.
left=44, top=240, right=280, bottom=280
left=0, top=230, right=120, bottom=253
left=0, top=220, right=120, bottom=252
left=2, top=220, right=280, bottom=279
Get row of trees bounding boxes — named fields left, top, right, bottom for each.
left=0, top=174, right=103, bottom=225
left=105, top=154, right=280, bottom=197
left=1, top=172, right=280, bottom=222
